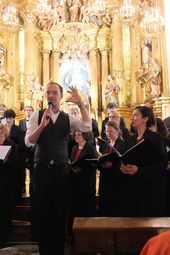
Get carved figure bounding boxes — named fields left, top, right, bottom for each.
left=27, top=74, right=44, bottom=110
left=148, top=56, right=161, bottom=98
left=104, top=75, right=120, bottom=105
left=137, top=41, right=161, bottom=101
left=69, top=0, right=82, bottom=21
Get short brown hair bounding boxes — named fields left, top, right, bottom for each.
left=47, top=81, right=63, bottom=94
left=72, top=130, right=94, bottom=141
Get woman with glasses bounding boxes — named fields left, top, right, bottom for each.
left=70, top=130, right=97, bottom=218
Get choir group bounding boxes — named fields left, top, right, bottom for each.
left=1, top=91, right=170, bottom=254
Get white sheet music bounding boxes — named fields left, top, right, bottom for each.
left=0, top=145, right=12, bottom=160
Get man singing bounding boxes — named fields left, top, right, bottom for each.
left=25, top=82, right=92, bottom=255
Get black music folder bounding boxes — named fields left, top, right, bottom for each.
left=86, top=138, right=159, bottom=167
left=96, top=137, right=108, bottom=145
left=70, top=157, right=95, bottom=168
left=0, top=145, right=12, bottom=161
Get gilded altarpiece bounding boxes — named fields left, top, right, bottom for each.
left=0, top=0, right=170, bottom=125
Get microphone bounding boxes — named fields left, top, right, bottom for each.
left=47, top=101, right=52, bottom=110
left=46, top=102, right=52, bottom=120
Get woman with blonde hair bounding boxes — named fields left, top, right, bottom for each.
left=108, top=109, right=131, bottom=141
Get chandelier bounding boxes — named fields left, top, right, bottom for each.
left=34, top=0, right=52, bottom=18
left=140, top=4, right=164, bottom=35
left=119, top=0, right=137, bottom=22
left=1, top=2, right=19, bottom=27
left=88, top=0, right=106, bottom=14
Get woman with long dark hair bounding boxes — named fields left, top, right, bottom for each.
left=120, top=106, right=168, bottom=216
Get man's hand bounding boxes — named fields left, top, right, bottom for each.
left=40, top=109, right=52, bottom=128
left=66, top=86, right=82, bottom=105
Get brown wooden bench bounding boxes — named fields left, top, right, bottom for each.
left=73, top=217, right=170, bottom=255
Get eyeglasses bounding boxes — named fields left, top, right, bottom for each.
left=74, top=133, right=83, bottom=137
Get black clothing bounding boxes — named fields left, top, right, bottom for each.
left=0, top=139, right=17, bottom=244
left=120, top=129, right=168, bottom=217
left=70, top=142, right=97, bottom=217
left=34, top=111, right=70, bottom=165
left=18, top=118, right=27, bottom=133
left=18, top=119, right=35, bottom=172
left=9, top=124, right=25, bottom=204
left=163, top=116, right=170, bottom=133
left=19, top=118, right=35, bottom=193
left=91, top=118, right=99, bottom=146
left=68, top=118, right=99, bottom=159
left=68, top=134, right=77, bottom=160
left=120, top=126, right=131, bottom=141
left=98, top=138, right=125, bottom=216
left=32, top=111, right=70, bottom=255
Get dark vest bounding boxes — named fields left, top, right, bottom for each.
left=34, top=110, right=70, bottom=165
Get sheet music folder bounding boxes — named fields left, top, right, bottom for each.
left=97, top=137, right=108, bottom=145
left=70, top=157, right=95, bottom=168
left=0, top=145, right=12, bottom=161
left=86, top=138, right=159, bottom=167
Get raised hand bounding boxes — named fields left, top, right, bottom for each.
left=66, top=86, right=82, bottom=105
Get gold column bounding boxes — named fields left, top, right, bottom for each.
left=85, top=27, right=99, bottom=118
left=22, top=14, right=39, bottom=107
left=42, top=50, right=50, bottom=108
left=130, top=24, right=144, bottom=105
left=111, top=20, right=124, bottom=106
left=160, top=0, right=170, bottom=118
left=41, top=31, right=52, bottom=86
left=158, top=29, right=170, bottom=118
left=6, top=28, right=19, bottom=109
left=164, top=0, right=170, bottom=95
left=51, top=51, right=60, bottom=82
left=50, top=30, right=63, bottom=83
left=89, top=49, right=98, bottom=118
left=24, top=21, right=38, bottom=75
left=98, top=27, right=110, bottom=112
left=100, top=49, right=109, bottom=111
left=159, top=29, right=169, bottom=96
left=122, top=23, right=131, bottom=106
left=42, top=50, right=50, bottom=86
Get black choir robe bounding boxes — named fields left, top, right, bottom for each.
left=98, top=137, right=125, bottom=216
left=119, top=128, right=168, bottom=217
left=70, top=142, right=97, bottom=217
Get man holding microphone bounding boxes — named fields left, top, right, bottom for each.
left=25, top=82, right=92, bottom=255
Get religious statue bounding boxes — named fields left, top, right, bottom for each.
left=68, top=0, right=82, bottom=21
left=26, top=74, right=44, bottom=110
left=137, top=41, right=161, bottom=101
left=148, top=56, right=161, bottom=98
left=104, top=75, right=120, bottom=106
left=141, top=41, right=150, bottom=64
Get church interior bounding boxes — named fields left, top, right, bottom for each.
left=1, top=0, right=170, bottom=254
left=0, top=0, right=170, bottom=127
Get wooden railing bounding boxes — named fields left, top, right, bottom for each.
left=73, top=217, right=170, bottom=255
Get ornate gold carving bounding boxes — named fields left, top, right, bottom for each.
left=24, top=73, right=45, bottom=110
left=0, top=73, right=14, bottom=101
left=0, top=42, right=14, bottom=102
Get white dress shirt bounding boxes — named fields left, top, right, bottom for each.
left=25, top=110, right=92, bottom=147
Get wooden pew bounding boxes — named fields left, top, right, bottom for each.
left=73, top=217, right=170, bottom=255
